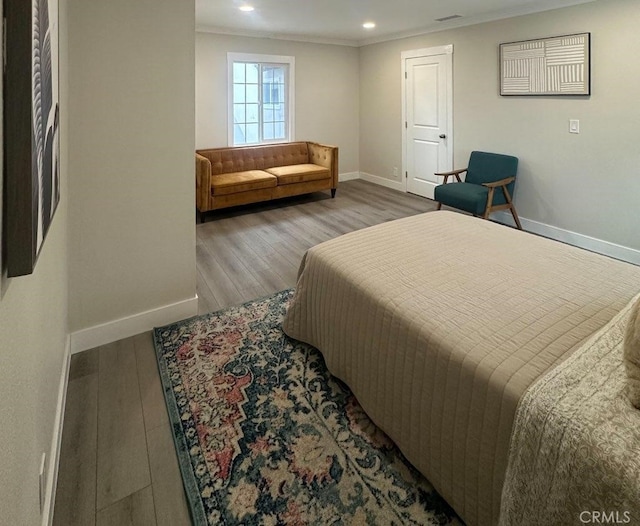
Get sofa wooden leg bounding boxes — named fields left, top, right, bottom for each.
left=198, top=210, right=206, bottom=224
left=331, top=188, right=337, bottom=198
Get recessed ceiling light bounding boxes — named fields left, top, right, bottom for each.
left=363, top=22, right=376, bottom=29
left=239, top=5, right=255, bottom=12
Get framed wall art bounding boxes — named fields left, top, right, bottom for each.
left=3, top=0, right=60, bottom=277
left=500, top=32, right=590, bottom=96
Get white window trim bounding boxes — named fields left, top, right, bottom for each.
left=227, top=52, right=295, bottom=146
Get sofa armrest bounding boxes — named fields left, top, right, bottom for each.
left=308, top=142, right=339, bottom=189
left=195, top=153, right=212, bottom=212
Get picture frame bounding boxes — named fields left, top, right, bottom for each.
left=500, top=32, right=590, bottom=96
left=3, top=0, right=61, bottom=277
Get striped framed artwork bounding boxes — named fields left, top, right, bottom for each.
left=3, top=0, right=61, bottom=276
left=500, top=33, right=590, bottom=96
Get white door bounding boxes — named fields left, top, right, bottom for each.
left=403, top=46, right=453, bottom=199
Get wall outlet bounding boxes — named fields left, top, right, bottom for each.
left=393, top=166, right=398, bottom=177
left=39, top=453, right=46, bottom=514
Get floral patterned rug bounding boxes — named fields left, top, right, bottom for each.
left=153, top=289, right=462, bottom=525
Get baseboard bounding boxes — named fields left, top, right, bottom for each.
left=338, top=171, right=360, bottom=182
left=42, top=336, right=71, bottom=526
left=335, top=173, right=638, bottom=265
left=493, top=211, right=640, bottom=265
left=359, top=172, right=405, bottom=192
left=70, top=295, right=199, bottom=354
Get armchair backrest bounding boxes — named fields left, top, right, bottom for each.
left=465, top=151, right=519, bottom=187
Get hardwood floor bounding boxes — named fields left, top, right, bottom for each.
left=53, top=180, right=437, bottom=525
left=195, top=179, right=437, bottom=314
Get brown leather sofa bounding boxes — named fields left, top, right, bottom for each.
left=195, top=141, right=338, bottom=221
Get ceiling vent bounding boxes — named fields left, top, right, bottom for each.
left=435, top=14, right=462, bottom=22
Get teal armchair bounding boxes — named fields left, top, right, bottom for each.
left=433, top=151, right=522, bottom=229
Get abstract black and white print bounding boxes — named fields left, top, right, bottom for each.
left=32, top=0, right=60, bottom=254
left=500, top=33, right=590, bottom=96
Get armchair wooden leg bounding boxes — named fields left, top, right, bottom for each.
left=501, top=185, right=522, bottom=230
left=510, top=206, right=523, bottom=230
left=331, top=188, right=337, bottom=198
left=436, top=202, right=442, bottom=210
left=483, top=188, right=496, bottom=219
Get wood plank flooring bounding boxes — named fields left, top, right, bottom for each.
left=53, top=180, right=437, bottom=525
left=195, top=179, right=437, bottom=314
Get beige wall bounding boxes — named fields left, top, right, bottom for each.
left=0, top=0, right=70, bottom=522
left=0, top=0, right=196, bottom=519
left=67, top=0, right=197, bottom=331
left=360, top=0, right=640, bottom=250
left=196, top=33, right=360, bottom=174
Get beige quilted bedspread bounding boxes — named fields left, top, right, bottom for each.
left=282, top=211, right=640, bottom=526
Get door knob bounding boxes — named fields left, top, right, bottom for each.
left=439, top=134, right=447, bottom=139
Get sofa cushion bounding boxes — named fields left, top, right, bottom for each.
left=265, top=164, right=331, bottom=185
left=211, top=170, right=277, bottom=196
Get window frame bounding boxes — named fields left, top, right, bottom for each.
left=227, top=52, right=295, bottom=146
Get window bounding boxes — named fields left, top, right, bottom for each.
left=228, top=53, right=295, bottom=146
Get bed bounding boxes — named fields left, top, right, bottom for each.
left=282, top=211, right=640, bottom=526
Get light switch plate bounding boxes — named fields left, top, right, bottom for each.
left=569, top=119, right=580, bottom=134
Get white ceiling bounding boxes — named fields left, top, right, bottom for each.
left=196, top=0, right=596, bottom=46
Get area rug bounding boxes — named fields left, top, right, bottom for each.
left=153, top=289, right=462, bottom=525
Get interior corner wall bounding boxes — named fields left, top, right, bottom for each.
left=196, top=32, right=360, bottom=174
left=0, top=0, right=70, bottom=522
left=67, top=0, right=197, bottom=333
left=359, top=0, right=640, bottom=252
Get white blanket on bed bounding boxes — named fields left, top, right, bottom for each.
left=500, top=292, right=640, bottom=526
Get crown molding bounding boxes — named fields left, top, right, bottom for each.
left=195, top=25, right=359, bottom=48
left=197, top=0, right=596, bottom=49
left=357, top=0, right=597, bottom=46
